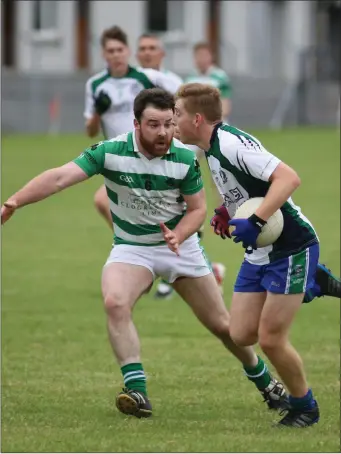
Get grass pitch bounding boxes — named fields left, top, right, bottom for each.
left=1, top=128, right=340, bottom=452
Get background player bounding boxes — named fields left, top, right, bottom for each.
left=1, top=88, right=289, bottom=421
left=186, top=42, right=232, bottom=121
left=136, top=33, right=183, bottom=87
left=84, top=25, right=182, bottom=228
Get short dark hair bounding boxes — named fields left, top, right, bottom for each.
left=138, top=33, right=158, bottom=41
left=101, top=26, right=128, bottom=48
left=134, top=88, right=175, bottom=122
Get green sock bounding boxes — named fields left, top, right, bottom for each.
left=243, top=356, right=271, bottom=390
left=121, top=363, right=147, bottom=395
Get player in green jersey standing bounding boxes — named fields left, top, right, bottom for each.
left=186, top=42, right=232, bottom=121
left=2, top=88, right=290, bottom=420
left=174, top=83, right=341, bottom=427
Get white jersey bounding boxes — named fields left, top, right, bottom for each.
left=207, top=123, right=318, bottom=265
left=84, top=66, right=183, bottom=139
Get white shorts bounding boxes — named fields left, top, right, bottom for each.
left=104, top=234, right=211, bottom=283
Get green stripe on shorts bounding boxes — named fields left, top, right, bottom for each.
left=200, top=245, right=212, bottom=272
left=286, top=249, right=308, bottom=294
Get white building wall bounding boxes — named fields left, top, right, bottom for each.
left=219, top=0, right=314, bottom=80
left=15, top=1, right=76, bottom=73
left=89, top=0, right=145, bottom=71
left=281, top=1, right=316, bottom=81
left=88, top=0, right=207, bottom=75
left=13, top=0, right=316, bottom=79
left=160, top=0, right=207, bottom=76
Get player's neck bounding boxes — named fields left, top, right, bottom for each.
left=196, top=123, right=221, bottom=151
left=198, top=65, right=211, bottom=75
left=109, top=65, right=130, bottom=78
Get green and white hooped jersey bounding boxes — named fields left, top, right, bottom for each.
left=207, top=123, right=318, bottom=265
left=84, top=66, right=183, bottom=139
left=185, top=65, right=232, bottom=99
left=74, top=132, right=203, bottom=246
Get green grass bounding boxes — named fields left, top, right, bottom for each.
left=1, top=128, right=340, bottom=453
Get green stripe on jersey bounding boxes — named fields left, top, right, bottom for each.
left=91, top=70, right=111, bottom=93
left=73, top=132, right=203, bottom=245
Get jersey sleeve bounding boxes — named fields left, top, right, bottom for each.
left=73, top=141, right=106, bottom=176
left=180, top=156, right=203, bottom=195
left=219, top=73, right=232, bottom=99
left=221, top=136, right=281, bottom=182
left=84, top=79, right=95, bottom=119
left=142, top=68, right=183, bottom=94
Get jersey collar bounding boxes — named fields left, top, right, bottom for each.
left=209, top=122, right=223, bottom=148
left=128, top=131, right=174, bottom=155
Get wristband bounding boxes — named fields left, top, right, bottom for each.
left=248, top=214, right=266, bottom=230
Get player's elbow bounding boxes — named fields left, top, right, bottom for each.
left=272, top=163, right=301, bottom=190
left=286, top=168, right=301, bottom=190
left=291, top=172, right=301, bottom=189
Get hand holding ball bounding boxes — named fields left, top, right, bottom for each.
left=230, top=198, right=284, bottom=248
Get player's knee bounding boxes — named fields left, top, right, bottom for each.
left=103, top=292, right=131, bottom=320
left=258, top=330, right=283, bottom=354
left=229, top=327, right=258, bottom=347
left=210, top=317, right=231, bottom=340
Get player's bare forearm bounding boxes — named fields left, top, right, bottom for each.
left=173, top=189, right=206, bottom=244
left=255, top=163, right=301, bottom=221
left=173, top=206, right=206, bottom=244
left=86, top=114, right=101, bottom=138
left=5, top=163, right=89, bottom=209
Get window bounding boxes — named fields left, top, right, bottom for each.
left=147, top=0, right=167, bottom=32
left=32, top=0, right=58, bottom=30
left=146, top=0, right=184, bottom=32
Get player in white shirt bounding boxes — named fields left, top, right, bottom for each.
left=84, top=26, right=182, bottom=228
left=136, top=33, right=226, bottom=299
left=136, top=33, right=183, bottom=90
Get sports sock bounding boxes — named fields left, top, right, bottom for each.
left=243, top=355, right=271, bottom=390
left=121, top=363, right=147, bottom=395
left=289, top=388, right=316, bottom=410
left=303, top=283, right=321, bottom=303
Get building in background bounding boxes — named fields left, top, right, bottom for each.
left=2, top=0, right=340, bottom=80
left=1, top=0, right=340, bottom=133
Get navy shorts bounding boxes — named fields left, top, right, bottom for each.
left=234, top=244, right=319, bottom=294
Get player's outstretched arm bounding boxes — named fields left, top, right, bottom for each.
left=254, top=162, right=301, bottom=222
left=1, top=163, right=89, bottom=225
left=160, top=189, right=206, bottom=255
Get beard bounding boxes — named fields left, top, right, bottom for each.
left=138, top=130, right=172, bottom=157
